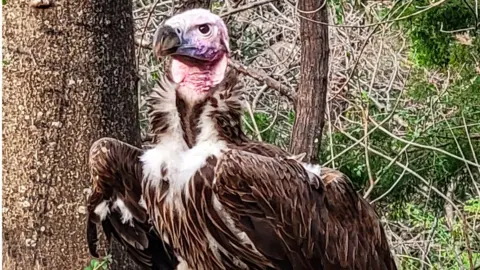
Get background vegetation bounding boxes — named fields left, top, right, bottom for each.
left=89, top=0, right=480, bottom=269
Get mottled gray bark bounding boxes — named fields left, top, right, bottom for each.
left=289, top=0, right=329, bottom=163
left=2, top=1, right=141, bottom=269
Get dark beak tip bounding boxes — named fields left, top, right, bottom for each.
left=153, top=25, right=182, bottom=57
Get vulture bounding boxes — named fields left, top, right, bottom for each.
left=86, top=8, right=397, bottom=270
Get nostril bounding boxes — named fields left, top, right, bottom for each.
left=175, top=28, right=182, bottom=35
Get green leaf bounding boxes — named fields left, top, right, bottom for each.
left=2, top=0, right=6, bottom=5
left=90, top=259, right=100, bottom=268
left=361, top=90, right=369, bottom=102
left=151, top=71, right=159, bottom=80
left=464, top=198, right=480, bottom=214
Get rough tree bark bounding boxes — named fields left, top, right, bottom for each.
left=289, top=0, right=329, bottom=163
left=2, top=1, right=141, bottom=269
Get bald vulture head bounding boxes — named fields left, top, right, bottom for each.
left=153, top=9, right=230, bottom=101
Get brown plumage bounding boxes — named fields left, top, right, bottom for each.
left=194, top=71, right=397, bottom=270
left=86, top=138, right=179, bottom=269
left=211, top=151, right=383, bottom=269
left=86, top=8, right=397, bottom=270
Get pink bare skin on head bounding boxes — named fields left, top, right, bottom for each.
left=153, top=9, right=231, bottom=103
left=171, top=54, right=228, bottom=102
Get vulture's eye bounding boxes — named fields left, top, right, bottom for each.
left=198, top=24, right=211, bottom=35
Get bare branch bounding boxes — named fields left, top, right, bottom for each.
left=220, top=0, right=278, bottom=17
left=228, top=60, right=296, bottom=101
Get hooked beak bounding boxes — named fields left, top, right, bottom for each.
left=153, top=25, right=228, bottom=62
left=153, top=25, right=182, bottom=59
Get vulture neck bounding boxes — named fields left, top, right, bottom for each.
left=146, top=74, right=248, bottom=148
left=175, top=91, right=209, bottom=148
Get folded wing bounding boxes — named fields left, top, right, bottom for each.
left=213, top=149, right=397, bottom=270
left=86, top=138, right=178, bottom=270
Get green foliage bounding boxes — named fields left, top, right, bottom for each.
left=318, top=0, right=480, bottom=207
left=241, top=107, right=296, bottom=149
left=328, top=0, right=347, bottom=23
left=287, top=110, right=295, bottom=125
left=242, top=111, right=292, bottom=148
left=84, top=255, right=112, bottom=270
left=400, top=0, right=479, bottom=68
left=210, top=0, right=223, bottom=13
left=390, top=203, right=480, bottom=269
left=327, top=0, right=370, bottom=23
left=243, top=112, right=279, bottom=142
left=311, top=3, right=480, bottom=267
left=151, top=70, right=159, bottom=81
left=318, top=61, right=480, bottom=208
left=228, top=22, right=267, bottom=64
left=464, top=198, right=480, bottom=214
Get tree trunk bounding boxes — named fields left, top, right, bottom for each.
left=2, top=1, right=141, bottom=269
left=289, top=0, right=329, bottom=163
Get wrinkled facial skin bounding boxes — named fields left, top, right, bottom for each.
left=153, top=9, right=230, bottom=62
left=152, top=9, right=231, bottom=100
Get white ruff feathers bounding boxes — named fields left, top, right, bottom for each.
left=301, top=162, right=322, bottom=176
left=140, top=82, right=226, bottom=206
left=94, top=198, right=135, bottom=225
left=94, top=200, right=110, bottom=221
left=113, top=198, right=134, bottom=224
left=139, top=197, right=147, bottom=210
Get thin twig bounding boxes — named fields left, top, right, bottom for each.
left=220, top=0, right=278, bottom=17
left=363, top=28, right=385, bottom=198
left=367, top=136, right=417, bottom=199
left=336, top=126, right=463, bottom=214
left=229, top=60, right=296, bottom=101
left=462, top=111, right=480, bottom=175
left=369, top=117, right=480, bottom=169
left=260, top=98, right=281, bottom=134
left=325, top=100, right=336, bottom=169
left=323, top=76, right=407, bottom=166
left=136, top=0, right=162, bottom=65
left=443, top=114, right=480, bottom=197
left=297, top=0, right=445, bottom=29
left=245, top=102, right=263, bottom=142
left=370, top=156, right=409, bottom=203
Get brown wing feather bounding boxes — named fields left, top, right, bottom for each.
left=236, top=141, right=290, bottom=157
left=319, top=168, right=397, bottom=270
left=214, top=149, right=326, bottom=270
left=214, top=149, right=397, bottom=270
left=209, top=69, right=396, bottom=269
left=87, top=138, right=178, bottom=270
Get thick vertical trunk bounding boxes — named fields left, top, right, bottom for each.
left=289, top=0, right=329, bottom=163
left=2, top=1, right=140, bottom=269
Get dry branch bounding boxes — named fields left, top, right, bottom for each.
left=228, top=60, right=296, bottom=101
left=220, top=0, right=278, bottom=17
